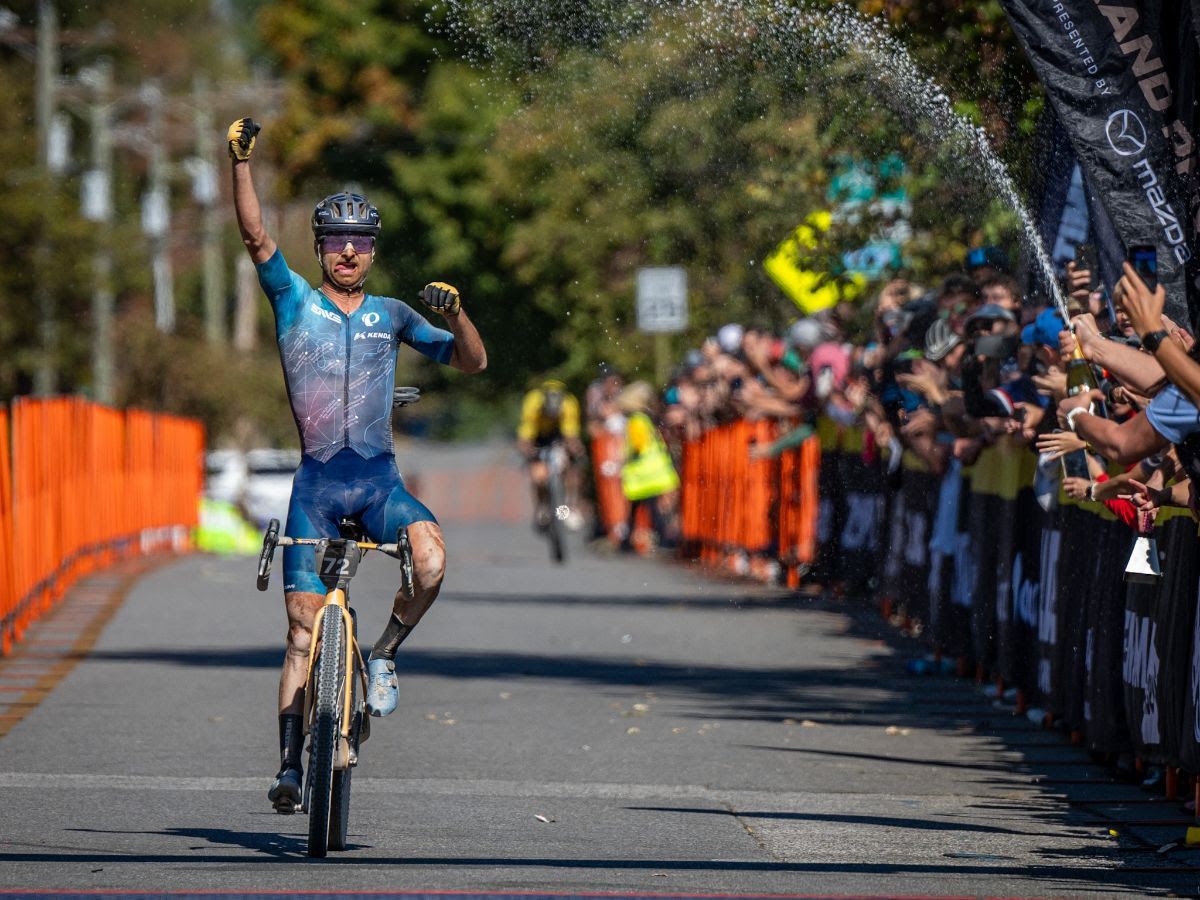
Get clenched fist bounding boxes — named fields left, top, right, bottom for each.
left=419, top=282, right=461, bottom=317
left=227, top=117, right=261, bottom=161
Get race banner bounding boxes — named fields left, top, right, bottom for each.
left=1032, top=110, right=1090, bottom=274
left=1035, top=513, right=1063, bottom=714
left=999, top=466, right=1044, bottom=698
left=927, top=460, right=970, bottom=658
left=1083, top=514, right=1132, bottom=753
left=814, top=417, right=847, bottom=586
left=1055, top=499, right=1092, bottom=732
left=838, top=425, right=886, bottom=596
left=1001, top=0, right=1199, bottom=326
left=1122, top=512, right=1198, bottom=764
left=1181, top=573, right=1200, bottom=771
left=897, top=453, right=938, bottom=626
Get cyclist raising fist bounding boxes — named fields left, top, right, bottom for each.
left=228, top=117, right=488, bottom=812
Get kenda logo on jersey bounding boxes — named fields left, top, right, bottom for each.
left=354, top=331, right=391, bottom=341
left=310, top=303, right=341, bottom=324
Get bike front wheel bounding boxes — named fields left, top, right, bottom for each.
left=306, top=609, right=346, bottom=858
left=547, top=471, right=568, bottom=564
left=328, top=633, right=359, bottom=851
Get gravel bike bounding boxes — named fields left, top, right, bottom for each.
left=538, top=441, right=570, bottom=564
left=257, top=518, right=413, bottom=856
left=254, top=386, right=419, bottom=858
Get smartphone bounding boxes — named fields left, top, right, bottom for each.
left=1075, top=243, right=1099, bottom=290
left=1128, top=244, right=1157, bottom=291
left=1060, top=447, right=1090, bottom=481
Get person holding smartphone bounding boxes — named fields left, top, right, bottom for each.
left=1117, top=253, right=1200, bottom=407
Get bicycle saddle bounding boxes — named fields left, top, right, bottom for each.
left=337, top=516, right=367, bottom=541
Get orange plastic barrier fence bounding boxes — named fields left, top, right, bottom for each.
left=1, top=397, right=204, bottom=656
left=591, top=431, right=630, bottom=542
left=679, top=419, right=819, bottom=583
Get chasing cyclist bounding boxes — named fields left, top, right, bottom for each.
left=517, top=379, right=585, bottom=531
left=226, top=118, right=487, bottom=813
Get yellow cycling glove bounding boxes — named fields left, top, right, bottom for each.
left=420, top=282, right=462, bottom=317
left=226, top=117, right=261, bottom=161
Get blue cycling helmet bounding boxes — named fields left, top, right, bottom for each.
left=311, top=191, right=381, bottom=237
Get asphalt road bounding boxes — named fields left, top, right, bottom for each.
left=0, top=515, right=1194, bottom=897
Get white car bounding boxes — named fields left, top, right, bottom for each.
left=204, top=449, right=248, bottom=505
left=243, top=448, right=301, bottom=529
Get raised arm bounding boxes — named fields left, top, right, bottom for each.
left=419, top=282, right=487, bottom=374
left=1068, top=313, right=1166, bottom=397
left=227, top=118, right=276, bottom=265
left=1117, top=262, right=1200, bottom=408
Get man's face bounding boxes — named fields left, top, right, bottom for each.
left=318, top=233, right=375, bottom=290
left=981, top=284, right=1019, bottom=312
left=939, top=291, right=974, bottom=330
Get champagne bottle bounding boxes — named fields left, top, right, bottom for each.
left=1065, top=344, right=1106, bottom=417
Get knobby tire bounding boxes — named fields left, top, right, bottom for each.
left=307, top=610, right=345, bottom=858
left=328, top=636, right=357, bottom=851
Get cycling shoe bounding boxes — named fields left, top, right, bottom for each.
left=365, top=657, right=399, bottom=717
left=268, top=765, right=302, bottom=814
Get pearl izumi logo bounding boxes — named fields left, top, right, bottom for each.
left=361, top=312, right=381, bottom=327
left=1105, top=109, right=1148, bottom=157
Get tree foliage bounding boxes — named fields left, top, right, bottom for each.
left=0, top=0, right=1044, bottom=440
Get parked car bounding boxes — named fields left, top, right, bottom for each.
left=243, top=448, right=301, bottom=529
left=204, top=449, right=248, bottom=505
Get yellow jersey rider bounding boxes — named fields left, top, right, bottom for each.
left=517, top=379, right=585, bottom=530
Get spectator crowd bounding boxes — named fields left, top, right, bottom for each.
left=574, top=244, right=1200, bottom=784
left=599, top=246, right=1199, bottom=558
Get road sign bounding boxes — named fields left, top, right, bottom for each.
left=636, top=266, right=688, bottom=333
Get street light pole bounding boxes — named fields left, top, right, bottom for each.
left=82, top=57, right=115, bottom=405
left=142, top=80, right=175, bottom=333
left=33, top=0, right=59, bottom=396
left=193, top=74, right=225, bottom=344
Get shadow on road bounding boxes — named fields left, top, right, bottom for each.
left=70, top=580, right=1196, bottom=893
left=626, top=806, right=1048, bottom=836
left=65, top=825, right=310, bottom=857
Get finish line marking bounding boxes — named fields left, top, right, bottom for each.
left=0, top=892, right=1046, bottom=900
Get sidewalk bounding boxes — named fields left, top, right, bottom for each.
left=0, top=556, right=171, bottom=740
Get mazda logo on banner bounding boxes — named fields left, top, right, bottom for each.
left=999, top=0, right=1198, bottom=327
left=1105, top=109, right=1148, bottom=157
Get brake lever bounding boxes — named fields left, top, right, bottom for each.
left=256, top=518, right=281, bottom=591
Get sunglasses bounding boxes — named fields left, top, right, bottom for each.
left=319, top=234, right=375, bottom=254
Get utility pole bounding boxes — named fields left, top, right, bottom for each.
left=193, top=74, right=225, bottom=344
left=81, top=57, right=115, bottom=405
left=33, top=0, right=59, bottom=395
left=142, top=80, right=175, bottom=333
left=233, top=255, right=258, bottom=352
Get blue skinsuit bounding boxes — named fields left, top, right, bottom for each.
left=255, top=249, right=455, bottom=593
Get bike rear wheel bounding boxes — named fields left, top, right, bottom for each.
left=306, top=610, right=346, bottom=858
